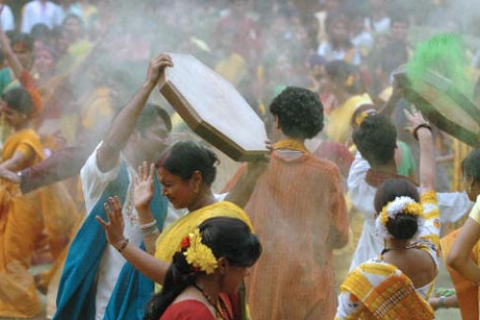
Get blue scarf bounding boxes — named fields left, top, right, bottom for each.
left=54, top=164, right=168, bottom=320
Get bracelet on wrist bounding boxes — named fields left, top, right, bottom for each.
left=139, top=220, right=159, bottom=235
left=115, top=238, right=130, bottom=253
left=413, top=123, right=432, bottom=141
left=139, top=220, right=157, bottom=230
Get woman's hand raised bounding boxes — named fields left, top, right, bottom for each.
left=134, top=161, right=155, bottom=215
left=96, top=196, right=127, bottom=248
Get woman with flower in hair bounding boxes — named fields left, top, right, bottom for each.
left=145, top=217, right=261, bottom=320
left=97, top=141, right=266, bottom=320
left=335, top=108, right=440, bottom=320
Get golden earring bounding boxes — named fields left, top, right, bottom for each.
left=194, top=184, right=199, bottom=194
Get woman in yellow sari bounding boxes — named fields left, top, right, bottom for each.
left=0, top=87, right=46, bottom=318
left=97, top=141, right=265, bottom=319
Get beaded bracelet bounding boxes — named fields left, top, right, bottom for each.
left=413, top=123, right=432, bottom=141
left=116, top=239, right=130, bottom=253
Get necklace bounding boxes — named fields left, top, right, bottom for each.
left=125, top=185, right=138, bottom=226
left=192, top=283, right=233, bottom=320
left=382, top=243, right=417, bottom=254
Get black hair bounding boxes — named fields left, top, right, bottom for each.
left=353, top=113, right=396, bottom=166
left=143, top=217, right=261, bottom=320
left=156, top=141, right=218, bottom=186
left=2, top=87, right=33, bottom=117
left=136, top=103, right=172, bottom=135
left=30, top=23, right=51, bottom=40
left=374, top=179, right=420, bottom=240
left=325, top=60, right=359, bottom=94
left=62, top=13, right=85, bottom=30
left=462, top=147, right=480, bottom=184
left=11, top=33, right=34, bottom=52
left=269, top=86, right=324, bottom=139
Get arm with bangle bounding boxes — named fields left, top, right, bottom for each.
left=97, top=196, right=168, bottom=285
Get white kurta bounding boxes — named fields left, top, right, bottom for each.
left=81, top=143, right=178, bottom=320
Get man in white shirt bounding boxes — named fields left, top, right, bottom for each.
left=21, top=0, right=62, bottom=33
left=54, top=54, right=177, bottom=320
left=0, top=1, right=14, bottom=32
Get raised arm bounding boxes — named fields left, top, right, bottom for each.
left=404, top=107, right=435, bottom=191
left=225, top=158, right=269, bottom=208
left=0, top=6, right=25, bottom=80
left=96, top=53, right=173, bottom=172
left=97, top=196, right=169, bottom=284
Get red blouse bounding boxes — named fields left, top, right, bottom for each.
left=160, top=300, right=215, bottom=320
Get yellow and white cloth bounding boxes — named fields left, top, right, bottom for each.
left=335, top=191, right=440, bottom=320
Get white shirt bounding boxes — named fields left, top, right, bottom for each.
left=347, top=151, right=473, bottom=271
left=317, top=41, right=361, bottom=66
left=0, top=5, right=14, bottom=32
left=21, top=0, right=62, bottom=33
left=80, top=143, right=178, bottom=320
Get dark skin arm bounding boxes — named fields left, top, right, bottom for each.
left=96, top=53, right=173, bottom=172
left=0, top=6, right=24, bottom=80
left=97, top=196, right=169, bottom=284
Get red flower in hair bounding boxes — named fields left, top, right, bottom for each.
left=180, top=236, right=190, bottom=249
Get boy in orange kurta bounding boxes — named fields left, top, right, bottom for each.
left=224, top=87, right=349, bottom=320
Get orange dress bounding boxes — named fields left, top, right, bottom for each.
left=224, top=147, right=349, bottom=320
left=0, top=129, right=78, bottom=318
left=0, top=129, right=45, bottom=318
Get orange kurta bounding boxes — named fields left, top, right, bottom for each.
left=0, top=129, right=45, bottom=318
left=225, top=150, right=349, bottom=320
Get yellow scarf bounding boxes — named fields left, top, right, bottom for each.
left=154, top=201, right=253, bottom=291
left=273, top=139, right=309, bottom=153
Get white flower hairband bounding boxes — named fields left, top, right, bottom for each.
left=375, top=196, right=424, bottom=240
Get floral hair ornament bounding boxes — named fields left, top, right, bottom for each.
left=181, top=229, right=218, bottom=274
left=375, top=196, right=424, bottom=239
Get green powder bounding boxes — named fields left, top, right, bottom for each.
left=406, top=34, right=474, bottom=100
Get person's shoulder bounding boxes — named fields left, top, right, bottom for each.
left=161, top=300, right=214, bottom=320
left=304, top=153, right=342, bottom=175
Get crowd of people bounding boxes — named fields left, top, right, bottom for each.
left=0, top=0, right=479, bottom=319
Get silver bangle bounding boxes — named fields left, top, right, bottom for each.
left=139, top=220, right=157, bottom=230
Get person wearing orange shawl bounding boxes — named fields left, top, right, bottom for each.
left=446, top=148, right=480, bottom=320
left=223, top=86, right=349, bottom=319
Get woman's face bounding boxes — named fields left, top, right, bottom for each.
left=221, top=263, right=251, bottom=294
left=158, top=167, right=196, bottom=209
left=0, top=101, right=26, bottom=129
left=34, top=49, right=55, bottom=75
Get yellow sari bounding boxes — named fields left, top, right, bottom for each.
left=154, top=201, right=253, bottom=320
left=155, top=201, right=253, bottom=267
left=0, top=129, right=79, bottom=318
left=325, top=94, right=372, bottom=145
left=0, top=129, right=45, bottom=318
